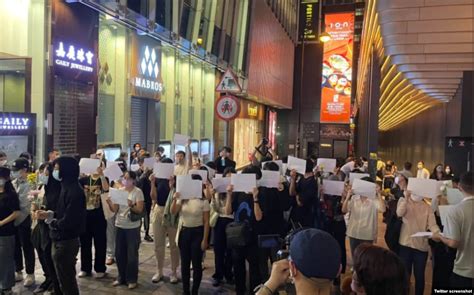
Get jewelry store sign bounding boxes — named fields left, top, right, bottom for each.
left=54, top=41, right=95, bottom=73
left=0, top=112, right=36, bottom=136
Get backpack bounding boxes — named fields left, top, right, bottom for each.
left=226, top=201, right=252, bottom=248
left=384, top=199, right=402, bottom=254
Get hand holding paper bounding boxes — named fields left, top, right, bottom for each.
left=79, top=158, right=101, bottom=175
left=288, top=156, right=306, bottom=175
left=176, top=175, right=203, bottom=199
left=174, top=134, right=190, bottom=146
left=212, top=177, right=231, bottom=193
left=231, top=174, right=257, bottom=193
left=109, top=188, right=129, bottom=206
left=349, top=173, right=370, bottom=185
left=322, top=180, right=345, bottom=196
left=352, top=178, right=376, bottom=199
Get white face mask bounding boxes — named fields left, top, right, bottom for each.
left=395, top=176, right=400, bottom=185
left=411, top=194, right=424, bottom=202
left=0, top=160, right=7, bottom=166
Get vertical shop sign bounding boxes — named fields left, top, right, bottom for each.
left=320, top=13, right=354, bottom=123
left=298, top=0, right=320, bottom=42
left=267, top=110, right=277, bottom=149
left=51, top=0, right=98, bottom=83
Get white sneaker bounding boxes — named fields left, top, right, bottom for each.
left=170, top=273, right=178, bottom=284
left=24, top=274, right=35, bottom=287
left=152, top=273, right=163, bottom=283
left=15, top=272, right=23, bottom=282
left=128, top=283, right=137, bottom=289
left=78, top=271, right=90, bottom=278
left=95, top=272, right=106, bottom=279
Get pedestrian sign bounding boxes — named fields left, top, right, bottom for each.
left=216, top=68, right=242, bottom=93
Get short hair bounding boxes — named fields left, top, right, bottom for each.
left=156, top=146, right=165, bottom=153
left=126, top=171, right=138, bottom=181
left=176, top=151, right=186, bottom=157
left=404, top=162, right=412, bottom=170
left=361, top=176, right=374, bottom=183
left=353, top=244, right=408, bottom=295
left=242, top=165, right=262, bottom=180
left=191, top=174, right=202, bottom=181
left=0, top=151, right=6, bottom=158
left=19, top=152, right=32, bottom=161
left=220, top=146, right=232, bottom=153
left=459, top=172, right=473, bottom=195
left=205, top=161, right=217, bottom=170
left=263, top=161, right=279, bottom=172
left=305, top=159, right=314, bottom=173
left=161, top=157, right=173, bottom=164
left=119, top=152, right=128, bottom=158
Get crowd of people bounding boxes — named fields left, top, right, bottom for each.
left=0, top=143, right=472, bottom=295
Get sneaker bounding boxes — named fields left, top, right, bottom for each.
left=106, top=258, right=115, bottom=265
left=169, top=273, right=178, bottom=284
left=24, top=274, right=35, bottom=287
left=95, top=272, right=106, bottom=279
left=212, top=278, right=221, bottom=287
left=152, top=273, right=163, bottom=283
left=15, top=272, right=23, bottom=282
left=33, top=282, right=50, bottom=294
left=78, top=271, right=91, bottom=278
left=144, top=235, right=154, bottom=242
left=112, top=280, right=121, bottom=287
left=128, top=283, right=137, bottom=289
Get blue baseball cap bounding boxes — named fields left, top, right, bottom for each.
left=289, top=229, right=341, bottom=279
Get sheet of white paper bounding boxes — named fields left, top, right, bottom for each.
left=411, top=232, right=433, bottom=238
left=447, top=188, right=464, bottom=205
left=322, top=180, right=345, bottom=196
left=143, top=157, right=155, bottom=170
left=261, top=160, right=283, bottom=172
left=130, top=164, right=140, bottom=172
left=153, top=163, right=175, bottom=179
left=189, top=169, right=209, bottom=183
left=203, top=165, right=216, bottom=179
left=349, top=173, right=370, bottom=185
left=79, top=158, right=101, bottom=175
left=215, top=174, right=223, bottom=179
left=212, top=177, right=231, bottom=193
left=174, top=134, right=190, bottom=146
left=100, top=193, right=115, bottom=220
left=103, top=162, right=123, bottom=181
left=287, top=156, right=306, bottom=175
left=438, top=205, right=455, bottom=227
left=259, top=171, right=280, bottom=188
left=231, top=174, right=257, bottom=193
left=109, top=188, right=129, bottom=206
left=317, top=158, right=337, bottom=173
left=176, top=175, right=202, bottom=199
left=407, top=178, right=439, bottom=199
left=352, top=179, right=376, bottom=199
left=282, top=164, right=288, bottom=175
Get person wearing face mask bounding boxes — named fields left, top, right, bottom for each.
left=36, top=156, right=87, bottom=295
left=105, top=171, right=144, bottom=290
left=11, top=158, right=36, bottom=287
left=174, top=140, right=193, bottom=176
left=416, top=161, right=430, bottom=179
left=0, top=167, right=21, bottom=295
left=0, top=152, right=8, bottom=167
left=214, top=146, right=236, bottom=174
left=444, top=165, right=454, bottom=180
left=430, top=163, right=448, bottom=181
left=396, top=188, right=440, bottom=295
left=255, top=229, right=341, bottom=295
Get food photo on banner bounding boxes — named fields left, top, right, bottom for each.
left=320, top=12, right=354, bottom=124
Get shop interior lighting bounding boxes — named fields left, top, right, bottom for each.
left=319, top=32, right=331, bottom=43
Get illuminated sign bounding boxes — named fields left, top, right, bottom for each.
left=320, top=13, right=354, bottom=124
left=248, top=105, right=258, bottom=117
left=0, top=112, right=36, bottom=136
left=134, top=46, right=163, bottom=93
left=54, top=41, right=94, bottom=73
left=298, top=0, right=319, bottom=42
left=0, top=117, right=29, bottom=130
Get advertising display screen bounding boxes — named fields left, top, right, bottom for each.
left=320, top=13, right=354, bottom=124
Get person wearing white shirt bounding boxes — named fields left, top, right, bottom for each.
left=342, top=178, right=385, bottom=258
left=174, top=140, right=193, bottom=176
left=416, top=161, right=430, bottom=179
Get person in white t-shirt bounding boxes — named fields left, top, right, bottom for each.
left=174, top=139, right=193, bottom=176
left=416, top=161, right=430, bottom=179
left=106, top=171, right=144, bottom=290
left=171, top=174, right=210, bottom=295
left=342, top=177, right=385, bottom=258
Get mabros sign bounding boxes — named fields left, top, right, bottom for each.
left=320, top=12, right=354, bottom=124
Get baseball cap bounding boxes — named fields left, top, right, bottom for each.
left=11, top=158, right=29, bottom=171
left=289, top=229, right=341, bottom=280
left=0, top=167, right=11, bottom=179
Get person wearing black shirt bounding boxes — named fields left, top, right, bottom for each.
left=256, top=162, right=291, bottom=281
left=289, top=159, right=318, bottom=228
left=37, top=156, right=86, bottom=295
left=214, top=146, right=236, bottom=174
left=78, top=167, right=109, bottom=278
left=0, top=167, right=20, bottom=295
left=225, top=166, right=262, bottom=295
left=137, top=164, right=153, bottom=242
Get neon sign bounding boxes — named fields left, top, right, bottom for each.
left=54, top=41, right=94, bottom=73
left=134, top=46, right=163, bottom=93
left=0, top=117, right=29, bottom=130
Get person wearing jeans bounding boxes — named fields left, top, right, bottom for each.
left=397, top=192, right=440, bottom=295
left=106, top=215, right=116, bottom=265
left=106, top=171, right=144, bottom=290
left=171, top=177, right=210, bottom=295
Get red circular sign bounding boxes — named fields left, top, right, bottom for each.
left=215, top=95, right=240, bottom=121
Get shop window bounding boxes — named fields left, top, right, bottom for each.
left=211, top=27, right=221, bottom=56
left=223, top=34, right=231, bottom=62
left=127, top=0, right=148, bottom=16
left=179, top=0, right=193, bottom=40
left=156, top=0, right=172, bottom=30
left=0, top=58, right=28, bottom=112
left=97, top=94, right=115, bottom=143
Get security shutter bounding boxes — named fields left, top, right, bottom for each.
left=130, top=98, right=148, bottom=148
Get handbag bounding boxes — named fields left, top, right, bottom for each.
left=226, top=221, right=251, bottom=248
left=209, top=207, right=219, bottom=228
left=129, top=206, right=146, bottom=222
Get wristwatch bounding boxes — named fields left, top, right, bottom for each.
left=254, top=284, right=273, bottom=294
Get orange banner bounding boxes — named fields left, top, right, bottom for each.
left=320, top=13, right=354, bottom=123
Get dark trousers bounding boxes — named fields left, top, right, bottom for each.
left=328, top=219, right=347, bottom=273
left=80, top=210, right=107, bottom=273
left=15, top=216, right=35, bottom=274
left=213, top=217, right=233, bottom=282
left=115, top=227, right=140, bottom=284
left=431, top=242, right=456, bottom=291
left=233, top=243, right=261, bottom=295
left=36, top=241, right=62, bottom=295
left=179, top=226, right=204, bottom=295
left=258, top=247, right=278, bottom=282
left=52, top=238, right=80, bottom=295
left=399, top=245, right=428, bottom=295
left=450, top=272, right=474, bottom=289
left=349, top=237, right=373, bottom=260
left=143, top=202, right=152, bottom=236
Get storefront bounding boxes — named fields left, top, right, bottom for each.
left=0, top=112, right=36, bottom=165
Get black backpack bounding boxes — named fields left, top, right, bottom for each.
left=226, top=201, right=252, bottom=248
left=384, top=200, right=402, bottom=254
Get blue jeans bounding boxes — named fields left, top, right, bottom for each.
left=115, top=227, right=141, bottom=284
left=399, top=245, right=428, bottom=295
left=0, top=235, right=15, bottom=290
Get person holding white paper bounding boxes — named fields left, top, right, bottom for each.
left=174, top=139, right=192, bottom=176
left=433, top=172, right=474, bottom=289
left=396, top=187, right=440, bottom=295
left=105, top=171, right=144, bottom=290
left=289, top=159, right=318, bottom=228
left=225, top=166, right=262, bottom=294
left=171, top=174, right=210, bottom=295
left=342, top=177, right=385, bottom=258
